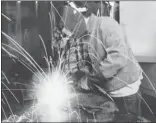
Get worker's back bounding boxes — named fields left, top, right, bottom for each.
left=86, top=14, right=142, bottom=92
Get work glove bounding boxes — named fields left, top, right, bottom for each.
left=89, top=62, right=107, bottom=87
left=77, top=74, right=90, bottom=90
left=72, top=70, right=90, bottom=90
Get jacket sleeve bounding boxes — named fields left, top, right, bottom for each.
left=99, top=19, right=128, bottom=78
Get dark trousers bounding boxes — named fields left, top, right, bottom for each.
left=113, top=90, right=142, bottom=122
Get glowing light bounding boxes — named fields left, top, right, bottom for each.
left=33, top=69, right=74, bottom=122
left=17, top=1, right=21, bottom=4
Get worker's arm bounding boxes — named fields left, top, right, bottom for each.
left=99, top=19, right=128, bottom=79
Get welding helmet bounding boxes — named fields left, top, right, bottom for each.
left=60, top=4, right=88, bottom=39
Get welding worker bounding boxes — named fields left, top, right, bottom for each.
left=61, top=1, right=143, bottom=122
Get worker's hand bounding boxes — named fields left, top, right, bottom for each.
left=72, top=70, right=90, bottom=90
left=78, top=75, right=90, bottom=90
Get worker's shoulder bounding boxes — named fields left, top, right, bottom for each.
left=99, top=16, right=120, bottom=30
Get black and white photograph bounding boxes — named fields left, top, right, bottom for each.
left=1, top=0, right=156, bottom=122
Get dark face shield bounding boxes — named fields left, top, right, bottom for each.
left=60, top=5, right=88, bottom=39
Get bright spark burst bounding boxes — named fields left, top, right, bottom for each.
left=2, top=68, right=77, bottom=122
left=33, top=68, right=75, bottom=122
